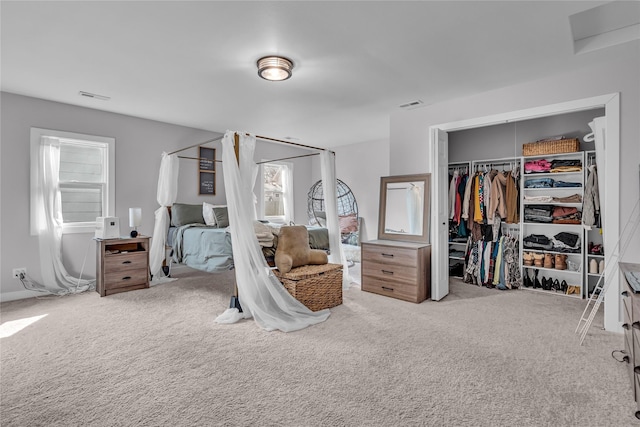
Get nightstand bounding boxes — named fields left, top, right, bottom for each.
left=96, top=236, right=150, bottom=296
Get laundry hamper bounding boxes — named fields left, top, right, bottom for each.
left=274, top=263, right=343, bottom=311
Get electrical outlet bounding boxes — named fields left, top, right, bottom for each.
left=12, top=268, right=26, bottom=279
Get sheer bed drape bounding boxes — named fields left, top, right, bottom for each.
left=215, top=131, right=330, bottom=332
left=149, top=152, right=179, bottom=280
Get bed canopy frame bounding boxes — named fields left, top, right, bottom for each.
left=152, top=131, right=343, bottom=331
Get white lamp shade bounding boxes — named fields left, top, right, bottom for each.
left=129, top=208, right=142, bottom=227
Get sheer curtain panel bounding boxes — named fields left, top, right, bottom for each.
left=35, top=136, right=93, bottom=294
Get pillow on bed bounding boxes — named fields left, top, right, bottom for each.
left=203, top=202, right=226, bottom=227
left=171, top=203, right=205, bottom=226
left=213, top=206, right=229, bottom=228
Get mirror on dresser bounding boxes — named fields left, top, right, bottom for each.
left=362, top=173, right=432, bottom=303
left=377, top=173, right=431, bottom=243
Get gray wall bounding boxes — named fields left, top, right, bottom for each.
left=390, top=53, right=640, bottom=260
left=0, top=92, right=315, bottom=301
left=448, top=109, right=604, bottom=164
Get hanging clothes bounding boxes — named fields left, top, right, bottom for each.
left=583, top=164, right=600, bottom=228
left=449, top=169, right=459, bottom=220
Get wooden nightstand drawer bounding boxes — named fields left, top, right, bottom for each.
left=105, top=268, right=148, bottom=289
left=104, top=252, right=147, bottom=272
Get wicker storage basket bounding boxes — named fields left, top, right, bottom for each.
left=522, top=138, right=579, bottom=156
left=274, top=263, right=343, bottom=311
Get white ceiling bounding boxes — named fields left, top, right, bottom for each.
left=1, top=1, right=637, bottom=148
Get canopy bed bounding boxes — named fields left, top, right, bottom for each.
left=148, top=131, right=349, bottom=332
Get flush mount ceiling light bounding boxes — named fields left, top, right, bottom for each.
left=257, top=56, right=294, bottom=81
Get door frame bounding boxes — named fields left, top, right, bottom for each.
left=428, top=93, right=621, bottom=332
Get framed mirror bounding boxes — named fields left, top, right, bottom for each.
left=377, top=173, right=431, bottom=243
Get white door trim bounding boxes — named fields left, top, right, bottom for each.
left=428, top=93, right=621, bottom=332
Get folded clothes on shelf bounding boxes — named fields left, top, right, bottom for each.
left=524, top=177, right=554, bottom=188
left=552, top=194, right=582, bottom=203
left=552, top=180, right=582, bottom=188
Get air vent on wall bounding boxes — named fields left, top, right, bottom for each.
left=399, top=100, right=424, bottom=109
left=78, top=91, right=110, bottom=101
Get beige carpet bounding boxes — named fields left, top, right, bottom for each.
left=0, top=265, right=635, bottom=426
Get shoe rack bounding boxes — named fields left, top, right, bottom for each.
left=520, top=151, right=586, bottom=298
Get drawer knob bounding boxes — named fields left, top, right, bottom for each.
left=381, top=270, right=394, bottom=275
left=381, top=286, right=394, bottom=292
left=381, top=253, right=394, bottom=258
left=122, top=260, right=132, bottom=264
left=122, top=276, right=131, bottom=280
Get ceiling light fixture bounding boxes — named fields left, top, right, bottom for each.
left=257, top=56, right=294, bottom=81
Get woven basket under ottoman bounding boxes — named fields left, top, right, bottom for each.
left=273, top=263, right=343, bottom=311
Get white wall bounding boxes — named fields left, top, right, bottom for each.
left=390, top=53, right=640, bottom=261
left=331, top=139, right=390, bottom=243
left=0, top=92, right=315, bottom=301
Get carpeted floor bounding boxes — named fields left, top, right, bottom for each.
left=0, top=264, right=636, bottom=426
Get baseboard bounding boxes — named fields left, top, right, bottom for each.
left=1, top=289, right=42, bottom=303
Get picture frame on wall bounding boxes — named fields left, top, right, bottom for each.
left=199, top=147, right=215, bottom=195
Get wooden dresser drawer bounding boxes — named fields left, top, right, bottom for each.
left=362, top=260, right=417, bottom=285
left=362, top=276, right=421, bottom=302
left=362, top=244, right=418, bottom=267
left=104, top=252, right=147, bottom=272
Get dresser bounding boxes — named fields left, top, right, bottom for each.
left=96, top=236, right=150, bottom=297
left=361, top=240, right=431, bottom=303
left=621, top=262, right=640, bottom=419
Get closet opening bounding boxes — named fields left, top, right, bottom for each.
left=429, top=93, right=621, bottom=333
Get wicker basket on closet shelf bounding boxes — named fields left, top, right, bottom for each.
left=522, top=138, right=580, bottom=156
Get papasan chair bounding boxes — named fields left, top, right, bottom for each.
left=307, top=179, right=361, bottom=264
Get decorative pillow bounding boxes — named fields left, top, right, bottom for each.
left=171, top=203, right=205, bottom=226
left=274, top=225, right=328, bottom=273
left=339, top=214, right=358, bottom=233
left=213, top=206, right=229, bottom=228
left=203, top=202, right=226, bottom=227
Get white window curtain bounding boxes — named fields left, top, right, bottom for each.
left=35, top=136, right=93, bottom=294
left=282, top=163, right=294, bottom=224
left=215, top=131, right=330, bottom=331
left=320, top=150, right=351, bottom=289
left=149, top=152, right=179, bottom=280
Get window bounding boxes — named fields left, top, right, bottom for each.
left=260, top=162, right=293, bottom=223
left=30, top=128, right=115, bottom=234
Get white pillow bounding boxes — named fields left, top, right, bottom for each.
left=203, top=202, right=226, bottom=227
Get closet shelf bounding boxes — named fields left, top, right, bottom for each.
left=587, top=254, right=605, bottom=258
left=522, top=187, right=583, bottom=192
left=522, top=249, right=582, bottom=256
left=523, top=171, right=583, bottom=178
left=520, top=265, right=582, bottom=275
left=450, top=256, right=465, bottom=260
left=520, top=286, right=582, bottom=299
left=587, top=273, right=604, bottom=277
left=448, top=241, right=467, bottom=246
left=522, top=202, right=582, bottom=207
left=523, top=222, right=582, bottom=227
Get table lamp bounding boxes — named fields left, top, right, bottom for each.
left=129, top=207, right=142, bottom=237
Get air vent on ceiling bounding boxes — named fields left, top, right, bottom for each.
left=399, top=100, right=424, bottom=109
left=78, top=91, right=110, bottom=101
